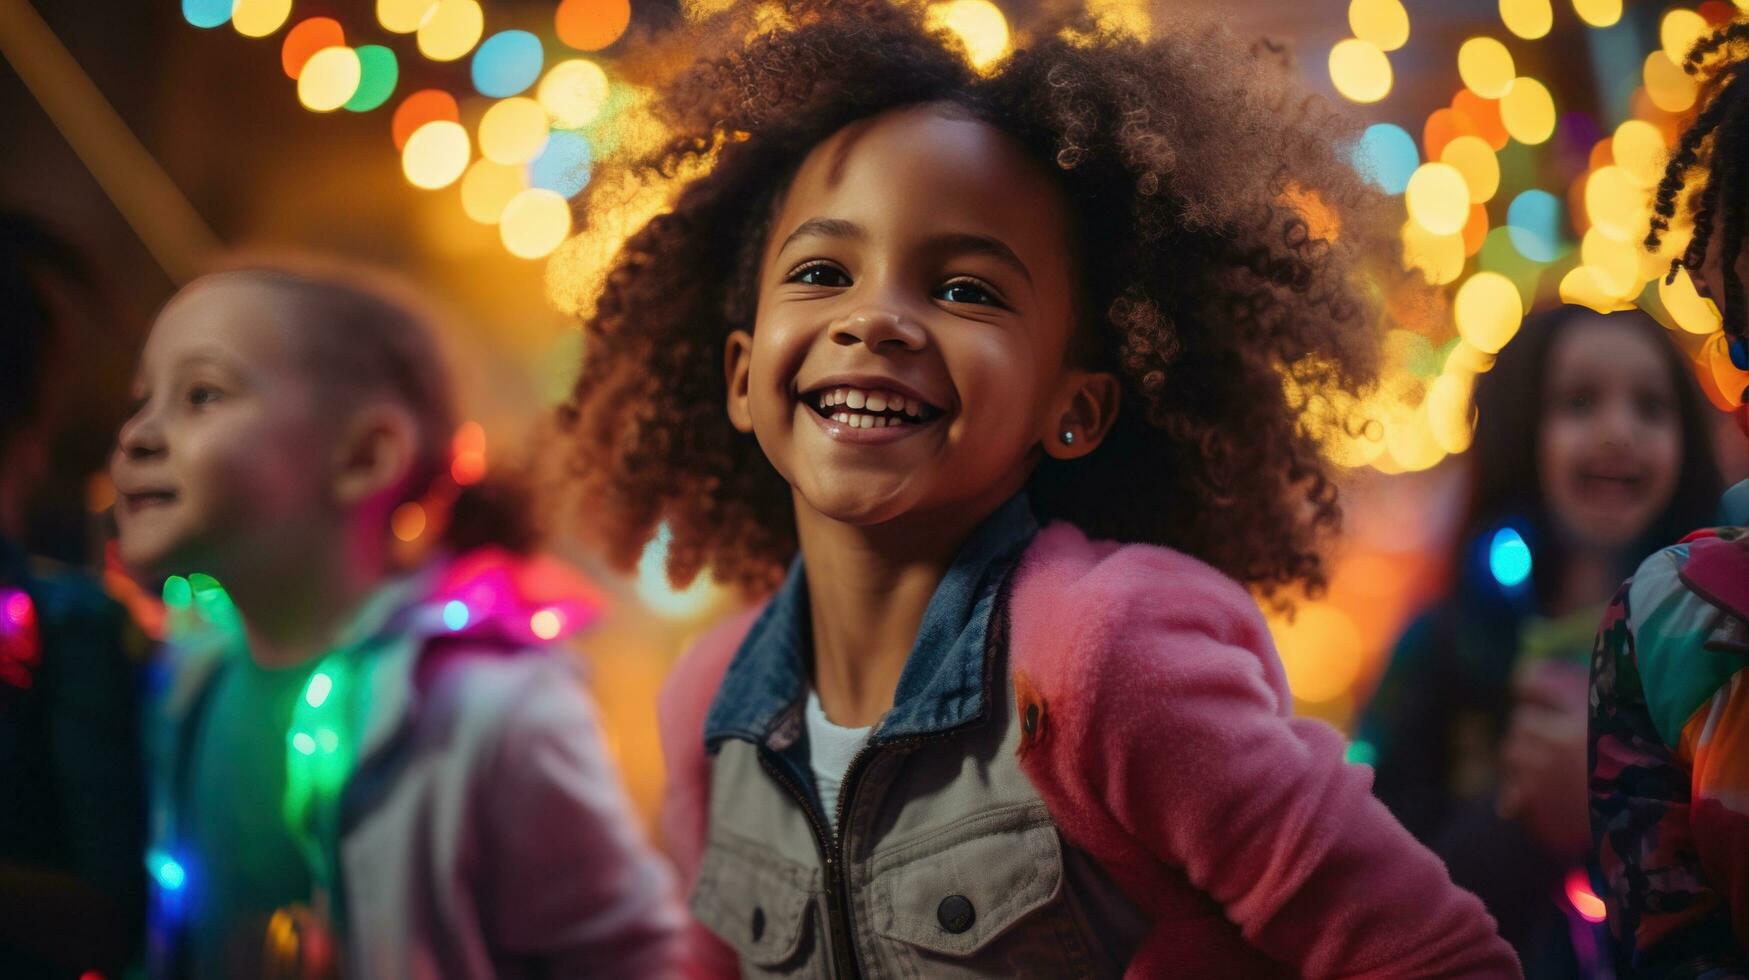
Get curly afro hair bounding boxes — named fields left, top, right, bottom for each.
left=1648, top=17, right=1749, bottom=342
left=556, top=0, right=1401, bottom=603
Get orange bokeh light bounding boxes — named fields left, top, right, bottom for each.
left=391, top=89, right=461, bottom=152
left=555, top=0, right=631, bottom=52
left=1462, top=203, right=1488, bottom=256
left=281, top=17, right=345, bottom=80
left=1423, top=106, right=1482, bottom=160
left=1451, top=90, right=1508, bottom=150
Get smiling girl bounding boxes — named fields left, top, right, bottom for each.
left=1357, top=308, right=1721, bottom=976
left=559, top=1, right=1518, bottom=976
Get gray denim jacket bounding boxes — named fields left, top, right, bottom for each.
left=691, top=496, right=1147, bottom=978
left=147, top=564, right=682, bottom=978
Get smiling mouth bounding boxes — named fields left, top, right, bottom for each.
left=1576, top=470, right=1645, bottom=498
left=121, top=490, right=179, bottom=513
left=800, top=384, right=945, bottom=430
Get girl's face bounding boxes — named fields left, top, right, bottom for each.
left=726, top=106, right=1112, bottom=528
left=111, top=280, right=337, bottom=580
left=1537, top=318, right=1682, bottom=553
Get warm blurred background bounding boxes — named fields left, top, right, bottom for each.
left=4, top=0, right=1748, bottom=830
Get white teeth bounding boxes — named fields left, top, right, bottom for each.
left=833, top=412, right=848, bottom=424
left=866, top=392, right=888, bottom=412
left=846, top=389, right=866, bottom=410
left=834, top=388, right=847, bottom=405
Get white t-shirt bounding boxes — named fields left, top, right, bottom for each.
left=805, top=688, right=873, bottom=831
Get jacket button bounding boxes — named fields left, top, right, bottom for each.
left=751, top=906, right=766, bottom=942
left=937, top=895, right=976, bottom=934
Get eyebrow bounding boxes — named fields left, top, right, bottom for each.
left=779, top=218, right=1033, bottom=285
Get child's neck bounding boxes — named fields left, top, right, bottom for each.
left=795, top=491, right=1012, bottom=729
left=225, top=536, right=395, bottom=671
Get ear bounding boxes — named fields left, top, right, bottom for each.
left=331, top=402, right=421, bottom=508
left=725, top=329, right=756, bottom=434
left=1041, top=370, right=1121, bottom=460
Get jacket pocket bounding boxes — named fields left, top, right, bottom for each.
left=866, top=804, right=1097, bottom=976
left=691, top=835, right=822, bottom=975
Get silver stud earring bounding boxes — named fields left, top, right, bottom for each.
left=1061, top=431, right=1076, bottom=446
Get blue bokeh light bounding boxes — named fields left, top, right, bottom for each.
left=1351, top=124, right=1419, bottom=195
left=443, top=599, right=470, bottom=631
left=1489, top=527, right=1534, bottom=589
left=528, top=131, right=593, bottom=198
left=1507, top=190, right=1561, bottom=263
left=182, top=0, right=231, bottom=29
left=472, top=31, right=544, bottom=99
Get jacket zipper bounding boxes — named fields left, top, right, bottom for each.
left=753, top=572, right=1017, bottom=978
left=758, top=730, right=952, bottom=980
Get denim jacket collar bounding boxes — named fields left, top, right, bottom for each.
left=703, top=493, right=1038, bottom=750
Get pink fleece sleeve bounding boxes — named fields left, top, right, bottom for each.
left=656, top=613, right=759, bottom=980
left=1022, top=547, right=1520, bottom=979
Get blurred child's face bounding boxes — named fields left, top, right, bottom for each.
left=111, top=280, right=336, bottom=580
left=727, top=106, right=1090, bottom=528
left=1537, top=318, right=1682, bottom=552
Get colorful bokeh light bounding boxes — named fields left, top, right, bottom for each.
left=479, top=98, right=552, bottom=165
left=1459, top=37, right=1516, bottom=99
left=417, top=0, right=485, bottom=62
left=232, top=0, right=293, bottom=39
left=378, top=0, right=438, bottom=34
left=499, top=188, right=573, bottom=259
left=1353, top=123, right=1419, bottom=194
left=1329, top=38, right=1394, bottom=104
left=538, top=59, right=611, bottom=129
left=346, top=46, right=399, bottom=112
left=472, top=30, right=545, bottom=99
left=556, top=0, right=633, bottom=52
left=297, top=46, right=362, bottom=113
left=461, top=158, right=528, bottom=224
left=1349, top=0, right=1410, bottom=51
left=281, top=18, right=345, bottom=79
left=184, top=0, right=232, bottom=29
left=392, top=89, right=461, bottom=151
left=528, top=130, right=593, bottom=198
left=927, top=0, right=1012, bottom=72
left=1489, top=526, right=1533, bottom=588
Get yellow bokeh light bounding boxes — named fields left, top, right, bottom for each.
left=1440, top=136, right=1500, bottom=202
left=1661, top=8, right=1709, bottom=65
left=1454, top=271, right=1525, bottom=353
left=500, top=188, right=573, bottom=259
left=479, top=98, right=551, bottom=165
left=1581, top=228, right=1645, bottom=297
left=1500, top=0, right=1552, bottom=40
left=233, top=0, right=293, bottom=38
left=1585, top=165, right=1651, bottom=242
left=1612, top=119, right=1669, bottom=188
left=1087, top=0, right=1151, bottom=37
left=460, top=159, right=527, bottom=224
left=1328, top=38, right=1394, bottom=103
left=1426, top=372, right=1477, bottom=454
left=538, top=59, right=611, bottom=130
left=1402, top=220, right=1467, bottom=285
left=925, top=0, right=1010, bottom=72
left=1445, top=338, right=1497, bottom=376
left=1385, top=407, right=1448, bottom=472
left=1459, top=37, right=1516, bottom=98
left=402, top=120, right=471, bottom=190
left=1268, top=604, right=1366, bottom=703
left=1500, top=77, right=1556, bottom=145
left=1349, top=0, right=1409, bottom=51
left=1660, top=267, right=1723, bottom=334
left=1406, top=162, right=1472, bottom=235
left=296, top=46, right=361, bottom=113
left=377, top=0, right=437, bottom=34
left=1645, top=51, right=1699, bottom=113
left=417, top=0, right=483, bottom=62
left=1572, top=0, right=1622, bottom=28
left=1559, top=265, right=1638, bottom=313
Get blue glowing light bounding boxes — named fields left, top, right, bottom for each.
left=1507, top=190, right=1562, bottom=263
left=182, top=0, right=231, bottom=29
left=1489, top=527, right=1534, bottom=589
left=1351, top=123, right=1419, bottom=195
left=472, top=31, right=544, bottom=99
left=443, top=599, right=470, bottom=631
left=528, top=131, right=593, bottom=198
left=1730, top=336, right=1749, bottom=371
left=150, top=851, right=187, bottom=891
left=1345, top=739, right=1378, bottom=766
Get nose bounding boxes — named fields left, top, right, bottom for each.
left=828, top=306, right=928, bottom=353
left=115, top=402, right=166, bottom=463
left=1597, top=397, right=1636, bottom=449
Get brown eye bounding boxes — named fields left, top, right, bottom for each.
left=788, top=262, right=850, bottom=287
left=187, top=384, right=223, bottom=407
